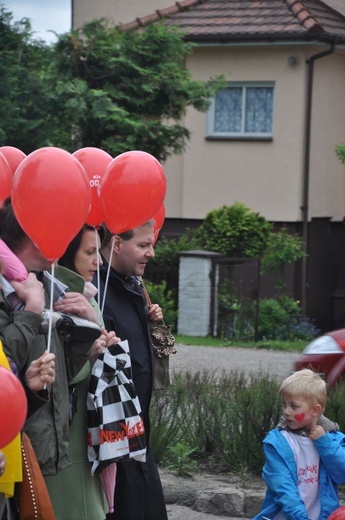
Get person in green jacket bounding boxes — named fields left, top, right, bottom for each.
left=0, top=200, right=100, bottom=518
left=51, top=224, right=120, bottom=520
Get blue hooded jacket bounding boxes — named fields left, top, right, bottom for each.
left=253, top=420, right=345, bottom=520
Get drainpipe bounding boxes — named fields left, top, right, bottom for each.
left=301, top=42, right=335, bottom=313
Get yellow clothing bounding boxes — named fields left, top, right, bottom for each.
left=0, top=342, right=23, bottom=497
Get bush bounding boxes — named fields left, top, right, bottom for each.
left=261, top=226, right=305, bottom=292
left=258, top=296, right=319, bottom=341
left=194, top=203, right=271, bottom=257
left=151, top=370, right=345, bottom=478
left=217, top=280, right=257, bottom=340
left=143, top=279, right=178, bottom=330
left=152, top=230, right=199, bottom=268
left=151, top=370, right=281, bottom=475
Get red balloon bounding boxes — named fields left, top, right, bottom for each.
left=12, top=147, right=91, bottom=262
left=73, top=147, right=112, bottom=228
left=153, top=204, right=165, bottom=245
left=0, top=153, right=12, bottom=205
left=329, top=507, right=345, bottom=519
left=100, top=151, right=167, bottom=234
left=0, top=366, right=27, bottom=448
left=0, top=146, right=26, bottom=176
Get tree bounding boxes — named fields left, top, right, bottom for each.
left=0, top=9, right=223, bottom=159
left=336, top=144, right=345, bottom=166
left=0, top=8, right=54, bottom=152
left=50, top=20, right=223, bottom=160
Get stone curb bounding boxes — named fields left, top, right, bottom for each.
left=160, top=467, right=265, bottom=518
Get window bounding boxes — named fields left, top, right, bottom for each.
left=206, top=83, right=274, bottom=139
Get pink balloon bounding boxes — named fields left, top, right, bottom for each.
left=12, top=147, right=91, bottom=262
left=73, top=147, right=112, bottom=228
left=100, top=151, right=166, bottom=234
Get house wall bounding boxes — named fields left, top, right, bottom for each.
left=308, top=50, right=345, bottom=221
left=72, top=0, right=173, bottom=29
left=72, top=0, right=345, bottom=224
left=163, top=44, right=345, bottom=223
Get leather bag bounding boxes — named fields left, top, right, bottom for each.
left=141, top=280, right=176, bottom=391
left=17, top=432, right=56, bottom=520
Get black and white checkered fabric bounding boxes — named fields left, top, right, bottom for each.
left=87, top=340, right=147, bottom=474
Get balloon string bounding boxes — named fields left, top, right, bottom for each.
left=43, top=262, right=55, bottom=390
left=46, top=262, right=55, bottom=355
left=95, top=228, right=102, bottom=326
left=101, top=236, right=114, bottom=317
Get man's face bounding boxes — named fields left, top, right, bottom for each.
left=16, top=239, right=53, bottom=272
left=115, top=223, right=155, bottom=277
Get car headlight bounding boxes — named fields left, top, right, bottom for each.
left=303, top=336, right=343, bottom=354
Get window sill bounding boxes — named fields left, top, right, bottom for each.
left=205, top=136, right=273, bottom=142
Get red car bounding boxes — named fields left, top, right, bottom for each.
left=295, top=329, right=345, bottom=390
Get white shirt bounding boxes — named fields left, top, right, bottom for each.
left=272, top=430, right=320, bottom=520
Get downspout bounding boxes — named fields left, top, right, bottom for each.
left=71, top=0, right=74, bottom=32
left=301, top=42, right=335, bottom=313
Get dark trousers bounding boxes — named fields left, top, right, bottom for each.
left=106, top=449, right=168, bottom=520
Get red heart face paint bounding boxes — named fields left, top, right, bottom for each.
left=295, top=413, right=305, bottom=423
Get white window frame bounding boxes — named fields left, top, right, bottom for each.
left=206, top=82, right=275, bottom=139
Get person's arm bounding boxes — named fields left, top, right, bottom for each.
left=314, top=431, right=345, bottom=484
left=11, top=273, right=45, bottom=314
left=262, top=442, right=310, bottom=519
left=148, top=303, right=163, bottom=323
left=0, top=298, right=42, bottom=370
left=22, top=351, right=56, bottom=416
left=53, top=292, right=98, bottom=323
left=0, top=451, right=6, bottom=476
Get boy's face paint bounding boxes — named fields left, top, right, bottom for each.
left=281, top=394, right=317, bottom=432
left=294, top=413, right=305, bottom=423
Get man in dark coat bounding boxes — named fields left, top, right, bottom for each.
left=98, top=220, right=168, bottom=520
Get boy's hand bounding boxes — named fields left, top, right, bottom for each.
left=309, top=425, right=325, bottom=440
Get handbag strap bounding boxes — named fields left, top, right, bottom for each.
left=139, top=278, right=166, bottom=326
left=139, top=277, right=152, bottom=307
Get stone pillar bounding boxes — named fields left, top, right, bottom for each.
left=177, top=250, right=221, bottom=337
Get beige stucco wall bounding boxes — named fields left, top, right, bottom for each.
left=72, top=0, right=345, bottom=223
left=163, top=44, right=345, bottom=222
left=72, top=0, right=173, bottom=28
left=308, top=51, right=345, bottom=221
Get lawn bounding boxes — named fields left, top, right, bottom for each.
left=174, top=334, right=307, bottom=352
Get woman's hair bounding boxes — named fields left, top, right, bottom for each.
left=279, top=368, right=327, bottom=409
left=0, top=198, right=29, bottom=254
left=59, top=225, right=104, bottom=273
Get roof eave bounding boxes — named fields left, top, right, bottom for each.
left=183, top=32, right=345, bottom=45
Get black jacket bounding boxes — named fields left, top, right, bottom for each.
left=96, top=260, right=168, bottom=520
left=97, top=261, right=154, bottom=431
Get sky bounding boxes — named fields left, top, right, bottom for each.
left=3, top=0, right=71, bottom=43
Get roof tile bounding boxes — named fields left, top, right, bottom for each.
left=120, top=0, right=345, bottom=43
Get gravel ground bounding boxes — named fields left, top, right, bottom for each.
left=169, top=343, right=301, bottom=381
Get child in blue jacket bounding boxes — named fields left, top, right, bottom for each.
left=253, top=368, right=345, bottom=520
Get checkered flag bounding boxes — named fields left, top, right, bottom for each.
left=87, top=340, right=147, bottom=474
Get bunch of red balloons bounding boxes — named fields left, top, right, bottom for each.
left=0, top=145, right=167, bottom=262
left=0, top=144, right=167, bottom=447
